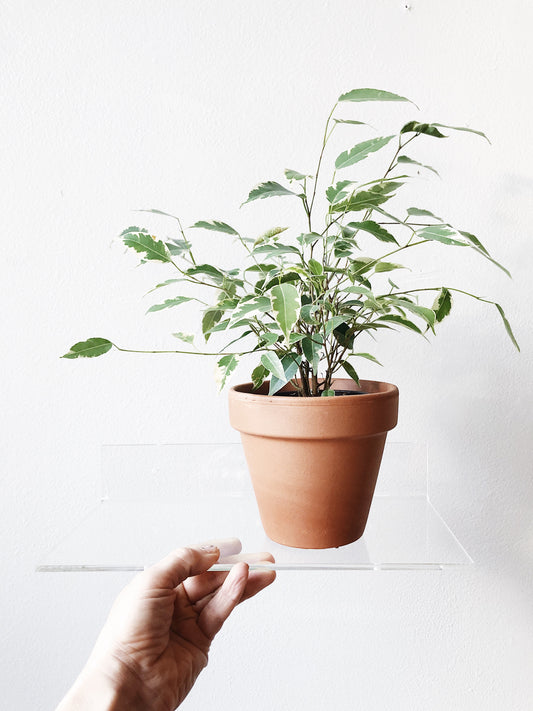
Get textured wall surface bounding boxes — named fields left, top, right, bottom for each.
left=2, top=1, right=532, bottom=709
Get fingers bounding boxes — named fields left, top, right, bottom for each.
left=143, top=539, right=275, bottom=601
left=240, top=568, right=277, bottom=602
left=145, top=544, right=221, bottom=589
left=219, top=551, right=275, bottom=565
left=198, top=562, right=250, bottom=639
left=195, top=557, right=277, bottom=640
left=205, top=537, right=242, bottom=558
left=141, top=538, right=243, bottom=590
left=183, top=551, right=275, bottom=603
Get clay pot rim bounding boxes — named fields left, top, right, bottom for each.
left=229, top=379, right=398, bottom=407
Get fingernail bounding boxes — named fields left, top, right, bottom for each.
left=200, top=544, right=219, bottom=554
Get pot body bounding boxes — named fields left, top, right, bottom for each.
left=228, top=379, right=399, bottom=549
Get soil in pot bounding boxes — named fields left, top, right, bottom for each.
left=274, top=389, right=365, bottom=397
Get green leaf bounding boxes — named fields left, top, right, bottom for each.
left=121, top=229, right=170, bottom=263
left=325, top=316, right=347, bottom=335
left=165, top=239, right=193, bottom=256
left=120, top=225, right=147, bottom=236
left=321, top=389, right=336, bottom=397
left=333, top=119, right=370, bottom=126
left=351, top=352, right=383, bottom=366
left=254, top=226, right=289, bottom=245
left=337, top=224, right=356, bottom=243
left=146, top=278, right=184, bottom=294
left=400, top=121, right=447, bottom=138
left=300, top=303, right=321, bottom=325
left=457, top=230, right=511, bottom=277
left=186, top=264, right=226, bottom=284
left=341, top=360, right=360, bottom=387
left=335, top=229, right=358, bottom=250
left=389, top=297, right=436, bottom=329
left=206, top=318, right=230, bottom=334
left=245, top=263, right=277, bottom=273
left=172, top=332, right=195, bottom=344
left=335, top=135, right=395, bottom=170
left=146, top=296, right=194, bottom=313
left=252, top=243, right=301, bottom=258
left=369, top=180, right=405, bottom=196
left=333, top=239, right=355, bottom=259
left=284, top=169, right=310, bottom=181
left=338, top=88, right=417, bottom=107
left=268, top=354, right=301, bottom=395
left=356, top=322, right=396, bottom=333
left=417, top=225, right=468, bottom=246
left=376, top=314, right=423, bottom=334
left=374, top=261, right=406, bottom=273
left=432, top=288, right=452, bottom=323
left=302, top=334, right=323, bottom=369
left=202, top=309, right=223, bottom=340
left=297, top=232, right=322, bottom=246
left=242, top=181, right=298, bottom=205
left=333, top=322, right=354, bottom=349
left=341, top=285, right=374, bottom=297
left=326, top=180, right=354, bottom=205
left=251, top=363, right=268, bottom=390
left=229, top=318, right=254, bottom=330
left=270, top=283, right=301, bottom=342
left=348, top=220, right=398, bottom=244
left=231, top=296, right=271, bottom=321
left=136, top=208, right=182, bottom=221
left=215, top=354, right=239, bottom=390
left=348, top=257, right=375, bottom=277
left=407, top=207, right=443, bottom=220
left=397, top=155, right=440, bottom=176
left=331, top=189, right=391, bottom=213
left=432, top=123, right=490, bottom=144
left=495, top=304, right=520, bottom=350
left=219, top=278, right=241, bottom=298
left=457, top=230, right=489, bottom=256
left=216, top=296, right=239, bottom=310
left=190, top=220, right=239, bottom=235
left=260, top=332, right=280, bottom=347
left=62, top=338, right=113, bottom=359
left=308, top=258, right=323, bottom=276
left=262, top=270, right=302, bottom=291
left=372, top=205, right=407, bottom=224
left=260, top=351, right=286, bottom=381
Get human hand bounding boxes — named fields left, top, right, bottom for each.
left=56, top=539, right=275, bottom=711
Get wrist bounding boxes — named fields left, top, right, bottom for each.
left=56, top=660, right=145, bottom=711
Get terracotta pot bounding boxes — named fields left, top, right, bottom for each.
left=228, top=378, right=399, bottom=549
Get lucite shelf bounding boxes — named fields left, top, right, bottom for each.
left=37, top=442, right=472, bottom=572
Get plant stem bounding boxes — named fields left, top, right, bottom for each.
left=378, top=222, right=434, bottom=227
left=308, top=102, right=338, bottom=220
left=388, top=285, right=496, bottom=306
left=176, top=217, right=197, bottom=266
left=112, top=343, right=257, bottom=357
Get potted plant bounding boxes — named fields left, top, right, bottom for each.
left=63, top=88, right=518, bottom=549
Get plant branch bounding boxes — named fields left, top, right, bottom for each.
left=308, top=102, right=338, bottom=218
left=112, top=343, right=259, bottom=357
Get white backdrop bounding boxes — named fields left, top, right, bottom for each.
left=2, top=1, right=532, bottom=709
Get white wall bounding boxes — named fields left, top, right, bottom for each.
left=2, top=1, right=532, bottom=708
